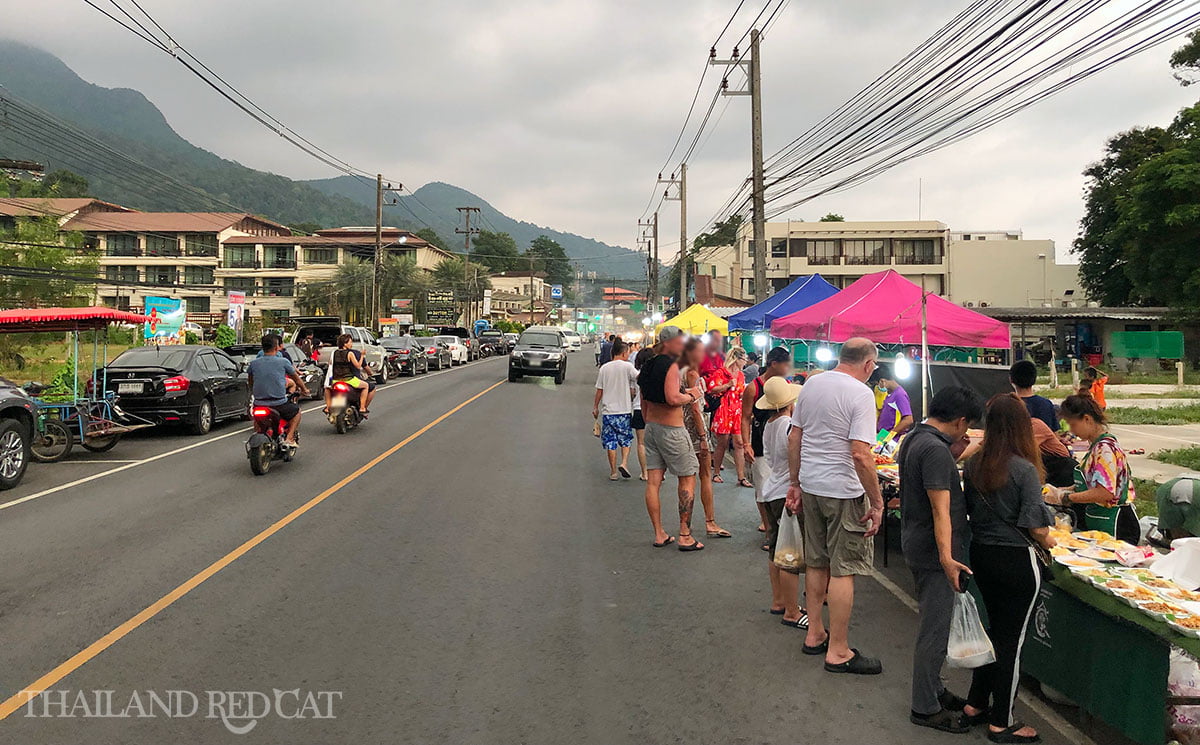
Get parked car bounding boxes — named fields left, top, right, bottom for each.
left=288, top=317, right=389, bottom=383
left=433, top=335, right=469, bottom=365
left=415, top=337, right=453, bottom=370
left=477, top=329, right=510, bottom=355
left=380, top=335, right=429, bottom=377
left=0, top=378, right=35, bottom=490
left=222, top=343, right=324, bottom=400
left=562, top=330, right=583, bottom=352
left=508, top=327, right=567, bottom=384
left=101, top=345, right=249, bottom=434
left=435, top=326, right=479, bottom=361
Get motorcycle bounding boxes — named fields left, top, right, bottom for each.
left=246, top=398, right=298, bottom=475
left=479, top=342, right=494, bottom=358
left=327, top=380, right=364, bottom=434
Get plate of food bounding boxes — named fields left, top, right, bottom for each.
left=1102, top=578, right=1137, bottom=595
left=1074, top=530, right=1114, bottom=542
left=1161, top=588, right=1200, bottom=603
left=1055, top=554, right=1102, bottom=569
left=1138, top=577, right=1178, bottom=591
left=1075, top=568, right=1112, bottom=580
left=1111, top=567, right=1158, bottom=581
left=1096, top=539, right=1133, bottom=552
left=1168, top=615, right=1200, bottom=639
left=1115, top=585, right=1160, bottom=605
left=1078, top=546, right=1119, bottom=562
left=1050, top=546, right=1071, bottom=557
left=1057, top=537, right=1092, bottom=551
left=1137, top=599, right=1187, bottom=618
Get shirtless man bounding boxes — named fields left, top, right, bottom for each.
left=637, top=326, right=704, bottom=551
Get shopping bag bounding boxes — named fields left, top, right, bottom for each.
left=593, top=416, right=602, bottom=438
left=773, top=511, right=804, bottom=572
left=946, top=591, right=996, bottom=669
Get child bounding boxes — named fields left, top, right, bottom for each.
left=755, top=375, right=808, bottom=631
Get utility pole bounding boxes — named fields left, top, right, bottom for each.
left=638, top=212, right=660, bottom=313
left=372, top=174, right=383, bottom=329
left=712, top=30, right=767, bottom=302
left=456, top=206, right=480, bottom=326
left=659, top=168, right=687, bottom=312
left=528, top=256, right=535, bottom=323
left=652, top=210, right=659, bottom=312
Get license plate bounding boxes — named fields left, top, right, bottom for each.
left=118, top=382, right=143, bottom=394
left=331, top=395, right=347, bottom=408
left=528, top=359, right=541, bottom=366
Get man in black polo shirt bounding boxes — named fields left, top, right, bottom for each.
left=897, top=386, right=984, bottom=734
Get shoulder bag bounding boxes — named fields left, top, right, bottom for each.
left=972, top=474, right=1054, bottom=579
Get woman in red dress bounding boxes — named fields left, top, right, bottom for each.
left=710, top=348, right=750, bottom=487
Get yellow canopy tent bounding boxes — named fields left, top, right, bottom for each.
left=655, top=304, right=729, bottom=336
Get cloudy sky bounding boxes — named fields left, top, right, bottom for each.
left=7, top=0, right=1200, bottom=260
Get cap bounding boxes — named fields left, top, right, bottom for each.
left=765, top=346, right=791, bottom=365
left=755, top=375, right=803, bottom=410
left=657, top=325, right=685, bottom=343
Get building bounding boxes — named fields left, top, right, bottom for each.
left=714, top=219, right=1083, bottom=309
left=0, top=196, right=133, bottom=230
left=489, top=271, right=550, bottom=302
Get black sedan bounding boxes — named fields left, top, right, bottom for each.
left=380, top=336, right=429, bottom=377
left=101, top=345, right=249, bottom=435
left=223, top=343, right=324, bottom=399
left=415, top=337, right=452, bottom=370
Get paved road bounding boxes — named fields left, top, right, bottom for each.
left=0, top=355, right=1090, bottom=744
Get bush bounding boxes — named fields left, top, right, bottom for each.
left=185, top=331, right=201, bottom=345
left=214, top=324, right=236, bottom=348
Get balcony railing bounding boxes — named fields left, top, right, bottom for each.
left=807, top=256, right=841, bottom=266
left=263, top=259, right=297, bottom=270
left=223, top=257, right=257, bottom=269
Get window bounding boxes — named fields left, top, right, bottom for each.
left=145, top=235, right=180, bottom=257
left=146, top=266, right=178, bottom=285
left=895, top=239, right=941, bottom=265
left=105, top=266, right=139, bottom=283
left=770, top=238, right=788, bottom=258
left=184, top=234, right=218, bottom=257
left=304, top=248, right=338, bottom=264
left=962, top=234, right=972, bottom=241
left=196, top=353, right=221, bottom=373
left=263, top=278, right=294, bottom=297
left=788, top=238, right=805, bottom=258
left=183, top=266, right=214, bottom=285
left=185, top=296, right=211, bottom=314
left=806, top=239, right=840, bottom=265
left=843, top=239, right=890, bottom=266
left=107, top=233, right=139, bottom=256
left=224, top=246, right=256, bottom=269
left=264, top=246, right=295, bottom=269
left=214, top=352, right=239, bottom=374
left=224, top=277, right=256, bottom=296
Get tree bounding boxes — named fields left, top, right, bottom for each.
left=415, top=227, right=449, bottom=250
left=524, top=235, right=572, bottom=287
left=819, top=213, right=845, bottom=222
left=469, top=230, right=521, bottom=273
left=0, top=215, right=96, bottom=306
left=693, top=214, right=744, bottom=251
left=4, top=169, right=89, bottom=199
left=1172, top=29, right=1200, bottom=86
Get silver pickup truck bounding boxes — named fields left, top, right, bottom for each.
left=287, top=317, right=389, bottom=383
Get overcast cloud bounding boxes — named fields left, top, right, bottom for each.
left=7, top=0, right=1200, bottom=261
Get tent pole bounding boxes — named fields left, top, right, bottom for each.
left=920, top=290, right=930, bottom=419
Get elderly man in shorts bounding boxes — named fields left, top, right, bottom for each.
left=785, top=337, right=885, bottom=675
left=637, top=326, right=704, bottom=551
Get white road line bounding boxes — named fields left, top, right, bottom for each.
left=866, top=568, right=1096, bottom=745
left=0, top=362, right=480, bottom=513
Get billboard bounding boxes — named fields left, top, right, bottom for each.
left=426, top=289, right=457, bottom=325
left=143, top=296, right=186, bottom=345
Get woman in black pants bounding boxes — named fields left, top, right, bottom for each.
left=962, top=395, right=1056, bottom=744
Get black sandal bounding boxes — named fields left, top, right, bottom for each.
left=780, top=609, right=809, bottom=629
left=824, top=649, right=882, bottom=675
left=677, top=534, right=704, bottom=552
left=987, top=723, right=1040, bottom=743
left=910, top=709, right=970, bottom=734
left=802, top=633, right=829, bottom=655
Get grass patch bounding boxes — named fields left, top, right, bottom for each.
left=1105, top=390, right=1200, bottom=400
left=1133, top=477, right=1160, bottom=517
left=1151, top=446, right=1200, bottom=470
left=1106, top=405, right=1200, bottom=425
left=1038, top=371, right=1200, bottom=386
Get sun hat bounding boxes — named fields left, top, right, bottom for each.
left=755, top=375, right=803, bottom=410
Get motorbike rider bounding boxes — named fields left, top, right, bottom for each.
left=324, top=332, right=376, bottom=416
left=247, top=334, right=309, bottom=448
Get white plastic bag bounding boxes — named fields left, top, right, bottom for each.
left=946, top=592, right=996, bottom=669
left=773, top=511, right=804, bottom=572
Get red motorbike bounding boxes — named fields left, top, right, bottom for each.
left=327, top=380, right=364, bottom=434
left=246, top=397, right=298, bottom=475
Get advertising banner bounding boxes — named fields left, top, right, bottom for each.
left=426, top=290, right=457, bottom=325
left=143, top=296, right=186, bottom=345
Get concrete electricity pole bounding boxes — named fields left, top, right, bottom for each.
left=371, top=176, right=403, bottom=328
left=659, top=168, right=687, bottom=312
left=712, top=29, right=767, bottom=302
left=638, top=212, right=660, bottom=313
left=455, top=206, right=480, bottom=326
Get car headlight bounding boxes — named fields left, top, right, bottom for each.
left=547, top=352, right=563, bottom=360
left=511, top=351, right=521, bottom=358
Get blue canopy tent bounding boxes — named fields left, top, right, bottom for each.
left=727, top=274, right=839, bottom=331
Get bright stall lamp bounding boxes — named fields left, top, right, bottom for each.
left=815, top=347, right=834, bottom=363
left=753, top=333, right=769, bottom=349
left=894, top=353, right=913, bottom=380
left=700, top=333, right=711, bottom=345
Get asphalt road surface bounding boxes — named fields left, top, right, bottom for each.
left=0, top=354, right=1094, bottom=744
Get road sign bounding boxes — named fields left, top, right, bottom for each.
left=393, top=313, right=414, bottom=324
left=391, top=298, right=413, bottom=312
left=550, top=284, right=564, bottom=299
left=426, top=289, right=457, bottom=325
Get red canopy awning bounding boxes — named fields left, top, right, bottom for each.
left=0, top=306, right=151, bottom=333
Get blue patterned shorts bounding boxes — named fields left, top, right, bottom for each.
left=601, top=413, right=634, bottom=450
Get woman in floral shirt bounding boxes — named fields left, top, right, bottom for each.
left=1053, top=394, right=1137, bottom=543
left=709, top=348, right=750, bottom=488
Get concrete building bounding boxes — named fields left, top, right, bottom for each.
left=490, top=271, right=550, bottom=302
left=948, top=230, right=1082, bottom=308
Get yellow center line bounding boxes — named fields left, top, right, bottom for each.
left=0, top=379, right=505, bottom=721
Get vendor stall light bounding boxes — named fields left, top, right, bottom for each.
left=700, top=333, right=711, bottom=345
left=815, top=346, right=834, bottom=363
left=753, top=333, right=769, bottom=349
left=894, top=353, right=913, bottom=380
left=652, top=312, right=664, bottom=322
left=642, top=317, right=651, bottom=326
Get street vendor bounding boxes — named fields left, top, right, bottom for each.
left=873, top=365, right=913, bottom=436
left=1048, top=394, right=1138, bottom=544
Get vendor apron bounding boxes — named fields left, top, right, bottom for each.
left=1073, top=433, right=1130, bottom=536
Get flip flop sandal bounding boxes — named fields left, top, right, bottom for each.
left=609, top=474, right=620, bottom=481
left=652, top=536, right=676, bottom=548
left=712, top=475, right=725, bottom=483
left=618, top=465, right=631, bottom=478
left=757, top=525, right=767, bottom=533
left=824, top=649, right=882, bottom=675
left=910, top=709, right=970, bottom=734
left=986, top=723, right=1040, bottom=743
left=738, top=478, right=753, bottom=488
left=760, top=542, right=770, bottom=551
left=802, top=634, right=829, bottom=655
left=706, top=527, right=732, bottom=538
left=677, top=538, right=705, bottom=552
left=769, top=608, right=786, bottom=615
left=780, top=611, right=809, bottom=629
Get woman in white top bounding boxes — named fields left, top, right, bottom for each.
left=757, top=376, right=808, bottom=631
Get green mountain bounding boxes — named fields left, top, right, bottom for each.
left=306, top=177, right=649, bottom=280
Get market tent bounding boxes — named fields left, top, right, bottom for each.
left=0, top=307, right=150, bottom=333
left=655, top=304, right=728, bottom=336
left=769, top=270, right=1010, bottom=348
left=727, top=274, right=839, bottom=331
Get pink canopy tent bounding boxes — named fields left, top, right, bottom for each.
left=769, top=270, right=1010, bottom=348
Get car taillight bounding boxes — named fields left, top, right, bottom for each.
left=163, top=375, right=189, bottom=392
left=427, top=347, right=436, bottom=354
left=400, top=349, right=410, bottom=354
left=333, top=382, right=351, bottom=393
left=252, top=407, right=272, bottom=418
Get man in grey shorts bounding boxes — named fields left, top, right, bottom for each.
left=785, top=338, right=885, bottom=675
left=637, top=326, right=704, bottom=551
